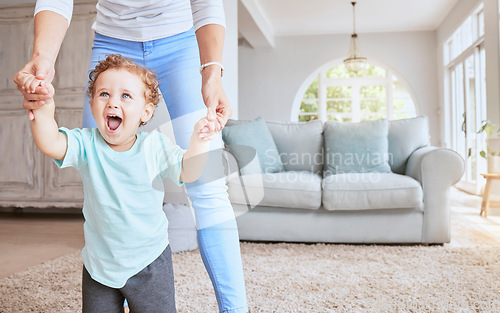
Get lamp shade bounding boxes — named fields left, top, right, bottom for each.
left=343, top=1, right=367, bottom=73
left=344, top=33, right=367, bottom=73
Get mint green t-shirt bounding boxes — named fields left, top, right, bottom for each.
left=54, top=128, right=185, bottom=288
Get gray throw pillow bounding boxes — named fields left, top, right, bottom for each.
left=222, top=117, right=284, bottom=175
left=324, top=119, right=391, bottom=175
left=388, top=116, right=430, bottom=174
left=266, top=120, right=324, bottom=174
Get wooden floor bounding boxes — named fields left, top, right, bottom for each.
left=449, top=187, right=500, bottom=247
left=0, top=187, right=499, bottom=279
left=0, top=212, right=84, bottom=279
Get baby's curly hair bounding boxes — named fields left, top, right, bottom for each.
left=87, top=54, right=160, bottom=125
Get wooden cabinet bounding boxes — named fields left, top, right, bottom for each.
left=0, top=2, right=96, bottom=209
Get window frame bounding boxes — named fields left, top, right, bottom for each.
left=292, top=59, right=419, bottom=122
left=442, top=2, right=486, bottom=194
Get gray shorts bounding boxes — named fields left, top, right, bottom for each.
left=82, top=245, right=176, bottom=313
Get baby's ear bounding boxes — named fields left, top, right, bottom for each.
left=141, top=102, right=155, bottom=123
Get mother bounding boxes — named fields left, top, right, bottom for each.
left=14, top=1, right=248, bottom=312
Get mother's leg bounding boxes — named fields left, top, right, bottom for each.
left=149, top=29, right=248, bottom=313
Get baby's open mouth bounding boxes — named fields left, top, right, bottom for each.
left=106, top=115, right=122, bottom=131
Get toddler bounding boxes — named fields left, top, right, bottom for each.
left=18, top=54, right=220, bottom=312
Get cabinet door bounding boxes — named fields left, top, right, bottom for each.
left=0, top=7, right=42, bottom=205
left=0, top=2, right=96, bottom=208
left=0, top=111, right=42, bottom=202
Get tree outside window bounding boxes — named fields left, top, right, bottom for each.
left=298, top=63, right=417, bottom=122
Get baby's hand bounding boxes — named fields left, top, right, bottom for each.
left=16, top=73, right=55, bottom=120
left=195, top=113, right=223, bottom=141
left=17, top=72, right=46, bottom=95
left=17, top=72, right=54, bottom=102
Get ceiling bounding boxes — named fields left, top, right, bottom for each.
left=239, top=0, right=459, bottom=47
left=0, top=0, right=459, bottom=48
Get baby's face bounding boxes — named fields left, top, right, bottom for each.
left=91, top=69, right=154, bottom=151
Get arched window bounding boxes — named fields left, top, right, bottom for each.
left=295, top=62, right=418, bottom=122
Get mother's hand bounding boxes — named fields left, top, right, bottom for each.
left=13, top=55, right=55, bottom=120
left=201, top=66, right=233, bottom=132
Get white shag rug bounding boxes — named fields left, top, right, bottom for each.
left=1, top=243, right=499, bottom=312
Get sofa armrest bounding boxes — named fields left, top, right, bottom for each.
left=406, top=146, right=464, bottom=185
left=406, top=146, right=465, bottom=243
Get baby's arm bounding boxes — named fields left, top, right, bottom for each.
left=179, top=115, right=222, bottom=183
left=19, top=73, right=68, bottom=160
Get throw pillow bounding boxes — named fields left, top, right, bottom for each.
left=222, top=117, right=284, bottom=175
left=388, top=116, right=430, bottom=174
left=324, top=119, right=391, bottom=175
left=266, top=120, right=324, bottom=174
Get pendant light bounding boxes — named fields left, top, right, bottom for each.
left=343, top=1, right=367, bottom=73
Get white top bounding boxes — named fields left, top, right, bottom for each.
left=35, top=0, right=225, bottom=42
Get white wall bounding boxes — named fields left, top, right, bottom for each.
left=239, top=31, right=441, bottom=145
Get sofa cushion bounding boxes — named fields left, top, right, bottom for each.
left=322, top=173, right=423, bottom=211
left=222, top=117, right=284, bottom=175
left=266, top=120, right=324, bottom=173
left=227, top=119, right=324, bottom=174
left=388, top=116, right=430, bottom=174
left=227, top=171, right=322, bottom=210
left=324, top=119, right=391, bottom=175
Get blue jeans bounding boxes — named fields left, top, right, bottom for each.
left=83, top=30, right=248, bottom=313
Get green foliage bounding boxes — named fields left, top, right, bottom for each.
left=298, top=114, right=318, bottom=122
left=361, top=100, right=385, bottom=113
left=299, top=63, right=411, bottom=122
left=367, top=65, right=386, bottom=77
left=327, top=100, right=350, bottom=112
left=360, top=85, right=385, bottom=98
left=393, top=98, right=406, bottom=111
left=303, top=79, right=318, bottom=99
left=327, top=100, right=351, bottom=122
left=476, top=120, right=500, bottom=158
left=326, top=64, right=356, bottom=79
left=477, top=120, right=496, bottom=137
left=326, top=63, right=386, bottom=79
left=327, top=114, right=351, bottom=122
left=326, top=86, right=351, bottom=98
left=300, top=101, right=318, bottom=113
